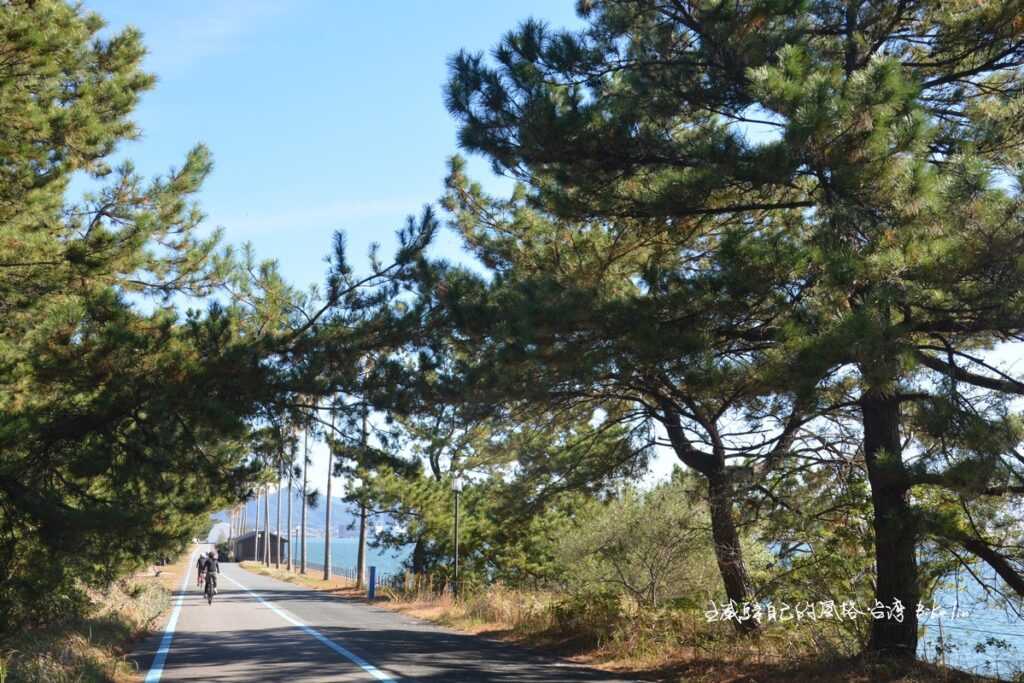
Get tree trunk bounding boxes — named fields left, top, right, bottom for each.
left=324, top=417, right=334, bottom=581
left=411, top=536, right=427, bottom=575
left=707, top=471, right=758, bottom=634
left=254, top=489, right=261, bottom=562
left=660, top=402, right=758, bottom=634
left=276, top=470, right=282, bottom=569
left=263, top=485, right=271, bottom=566
left=300, top=427, right=309, bottom=574
left=286, top=468, right=294, bottom=571
left=862, top=394, right=919, bottom=658
left=356, top=504, right=367, bottom=589
left=356, top=408, right=369, bottom=589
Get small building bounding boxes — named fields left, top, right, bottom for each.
left=231, top=531, right=288, bottom=564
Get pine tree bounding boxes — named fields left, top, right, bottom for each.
left=444, top=0, right=1024, bottom=657
left=415, top=156, right=823, bottom=632
left=0, top=0, right=296, bottom=629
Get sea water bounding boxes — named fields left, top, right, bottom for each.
left=919, top=582, right=1024, bottom=678
left=296, top=537, right=410, bottom=576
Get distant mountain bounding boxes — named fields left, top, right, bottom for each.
left=212, top=491, right=376, bottom=539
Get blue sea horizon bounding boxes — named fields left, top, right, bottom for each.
left=297, top=537, right=411, bottom=576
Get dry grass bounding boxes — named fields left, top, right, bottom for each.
left=380, top=583, right=557, bottom=636
left=227, top=566, right=1013, bottom=682
left=0, top=547, right=196, bottom=683
left=376, top=584, right=1009, bottom=683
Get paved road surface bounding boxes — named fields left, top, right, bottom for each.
left=132, top=547, right=637, bottom=682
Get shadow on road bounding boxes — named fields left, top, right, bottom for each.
left=132, top=573, right=635, bottom=682
left=138, top=624, right=630, bottom=682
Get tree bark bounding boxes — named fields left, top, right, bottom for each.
left=958, top=536, right=1024, bottom=597
left=862, top=394, right=919, bottom=658
left=356, top=504, right=367, bottom=589
left=356, top=408, right=369, bottom=589
left=324, top=419, right=334, bottom=581
left=263, top=485, right=271, bottom=566
left=660, top=401, right=759, bottom=634
left=276, top=470, right=282, bottom=569
left=254, top=489, right=261, bottom=562
left=707, top=470, right=759, bottom=634
left=286, top=467, right=293, bottom=571
left=411, top=536, right=427, bottom=575
left=300, top=427, right=309, bottom=575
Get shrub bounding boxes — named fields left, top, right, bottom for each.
left=554, top=479, right=722, bottom=609
left=552, top=589, right=628, bottom=646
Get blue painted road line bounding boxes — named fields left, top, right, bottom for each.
left=222, top=572, right=399, bottom=682
left=143, top=552, right=196, bottom=683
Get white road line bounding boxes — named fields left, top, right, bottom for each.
left=144, top=551, right=196, bottom=683
left=222, top=572, right=399, bottom=682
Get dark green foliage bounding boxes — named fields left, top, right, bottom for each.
left=356, top=400, right=640, bottom=585
left=0, top=0, right=295, bottom=632
left=443, top=0, right=1024, bottom=657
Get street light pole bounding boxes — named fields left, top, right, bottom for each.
left=452, top=471, right=463, bottom=599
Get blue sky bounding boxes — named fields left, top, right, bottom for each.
left=87, top=0, right=583, bottom=291
left=81, top=2, right=684, bottom=492
left=83, top=1, right=1022, bottom=506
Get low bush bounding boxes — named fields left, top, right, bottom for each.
left=0, top=576, right=170, bottom=682
left=460, top=583, right=555, bottom=634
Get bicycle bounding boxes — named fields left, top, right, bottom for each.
left=204, top=572, right=216, bottom=605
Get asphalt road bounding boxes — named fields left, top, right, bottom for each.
left=132, top=548, right=638, bottom=682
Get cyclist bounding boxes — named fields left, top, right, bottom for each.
left=204, top=550, right=220, bottom=597
left=196, top=553, right=208, bottom=588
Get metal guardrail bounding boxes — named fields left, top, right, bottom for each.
left=303, top=560, right=360, bottom=583
left=253, top=557, right=441, bottom=599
